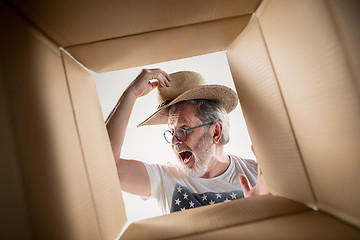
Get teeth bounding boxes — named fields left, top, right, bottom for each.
left=180, top=151, right=192, bottom=164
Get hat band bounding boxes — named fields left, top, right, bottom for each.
left=157, top=98, right=175, bottom=110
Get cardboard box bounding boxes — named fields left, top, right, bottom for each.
left=1, top=0, right=359, bottom=239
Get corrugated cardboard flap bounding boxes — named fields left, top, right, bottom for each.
left=121, top=195, right=360, bottom=239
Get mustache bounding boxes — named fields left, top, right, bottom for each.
left=174, top=145, right=192, bottom=153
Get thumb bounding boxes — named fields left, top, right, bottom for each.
left=150, top=80, right=159, bottom=89
left=239, top=174, right=251, bottom=195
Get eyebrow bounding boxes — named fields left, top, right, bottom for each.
left=169, top=123, right=187, bottom=131
left=168, top=115, right=198, bottom=129
left=168, top=120, right=191, bottom=130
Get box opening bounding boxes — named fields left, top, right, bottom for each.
left=90, top=51, right=256, bottom=223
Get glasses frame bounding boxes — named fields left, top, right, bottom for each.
left=163, top=122, right=214, bottom=144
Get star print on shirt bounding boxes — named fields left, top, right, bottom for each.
left=170, top=184, right=244, bottom=213
left=175, top=198, right=181, bottom=205
left=202, top=194, right=207, bottom=201
left=230, top=192, right=237, bottom=199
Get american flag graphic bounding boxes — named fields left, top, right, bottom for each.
left=170, top=184, right=244, bottom=213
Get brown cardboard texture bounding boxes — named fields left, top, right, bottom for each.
left=1, top=0, right=360, bottom=239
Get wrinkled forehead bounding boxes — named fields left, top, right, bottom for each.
left=167, top=104, right=200, bottom=127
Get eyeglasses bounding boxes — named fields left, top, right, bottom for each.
left=163, top=122, right=214, bottom=144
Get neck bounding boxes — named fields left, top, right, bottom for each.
left=200, top=144, right=230, bottom=178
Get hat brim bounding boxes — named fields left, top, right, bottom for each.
left=137, top=85, right=238, bottom=127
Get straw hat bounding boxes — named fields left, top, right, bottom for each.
left=138, top=71, right=238, bottom=127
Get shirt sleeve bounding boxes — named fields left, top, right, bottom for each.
left=142, top=162, right=166, bottom=200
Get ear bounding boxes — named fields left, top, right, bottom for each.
left=212, top=122, right=223, bottom=144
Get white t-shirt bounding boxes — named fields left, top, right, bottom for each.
left=143, top=155, right=258, bottom=214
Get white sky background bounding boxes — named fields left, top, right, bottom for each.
left=91, top=51, right=255, bottom=223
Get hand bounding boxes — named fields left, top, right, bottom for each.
left=240, top=165, right=270, bottom=198
left=127, top=69, right=172, bottom=98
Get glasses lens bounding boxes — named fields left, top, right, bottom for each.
left=175, top=128, right=186, bottom=141
left=164, top=130, right=173, bottom=143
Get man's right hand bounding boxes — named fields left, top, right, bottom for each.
left=106, top=68, right=171, bottom=197
left=126, top=69, right=172, bottom=98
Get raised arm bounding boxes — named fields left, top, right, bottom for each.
left=106, top=69, right=171, bottom=196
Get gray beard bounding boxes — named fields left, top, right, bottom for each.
left=183, top=154, right=210, bottom=178
left=181, top=133, right=214, bottom=178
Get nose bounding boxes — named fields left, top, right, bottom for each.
left=171, top=134, right=181, bottom=145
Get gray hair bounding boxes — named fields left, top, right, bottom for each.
left=169, top=99, right=230, bottom=145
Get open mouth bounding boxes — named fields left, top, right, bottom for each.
left=179, top=151, right=193, bottom=165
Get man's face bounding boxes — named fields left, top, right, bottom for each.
left=168, top=104, right=214, bottom=177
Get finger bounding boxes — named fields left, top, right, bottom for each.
left=156, top=72, right=170, bottom=87
left=239, top=174, right=251, bottom=193
left=144, top=69, right=171, bottom=87
left=253, top=163, right=270, bottom=195
left=257, top=164, right=263, bottom=175
left=158, top=69, right=172, bottom=82
left=159, top=74, right=170, bottom=87
left=251, top=144, right=256, bottom=157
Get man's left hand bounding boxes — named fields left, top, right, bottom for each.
left=240, top=165, right=270, bottom=198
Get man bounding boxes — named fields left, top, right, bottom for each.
left=106, top=69, right=268, bottom=214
